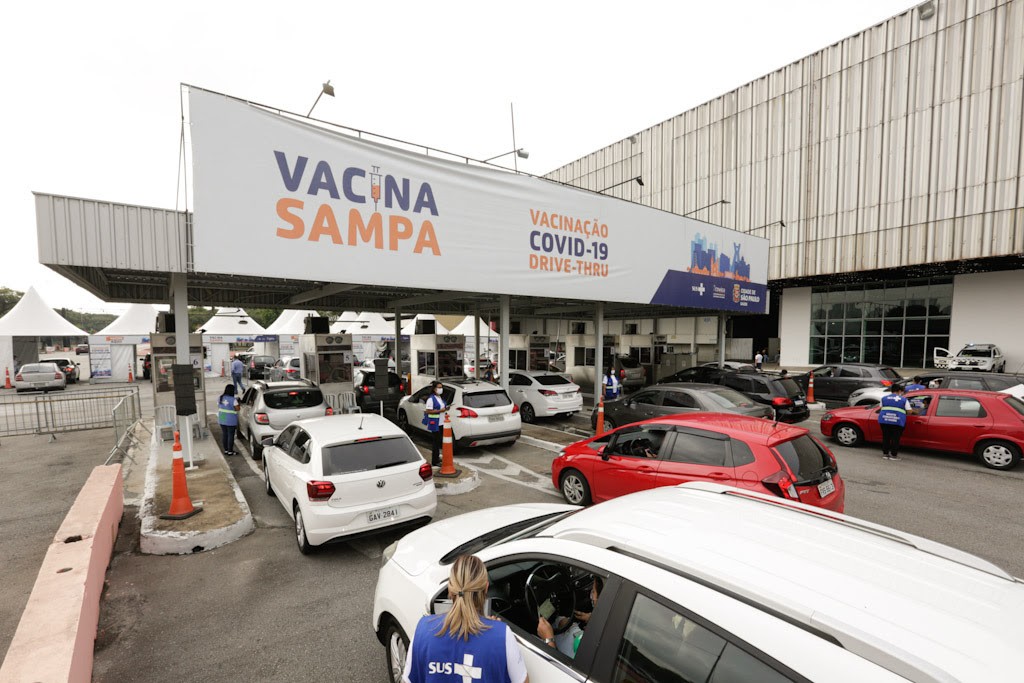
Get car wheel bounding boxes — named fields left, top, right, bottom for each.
left=265, top=462, right=274, bottom=497
left=383, top=619, right=409, bottom=683
left=560, top=469, right=592, bottom=506
left=396, top=410, right=409, bottom=432
left=833, top=423, right=863, bottom=447
left=975, top=440, right=1021, bottom=470
left=602, top=417, right=616, bottom=432
left=250, top=433, right=263, bottom=461
left=294, top=503, right=313, bottom=554
left=520, top=402, right=536, bottom=423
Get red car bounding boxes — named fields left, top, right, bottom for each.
left=821, top=389, right=1024, bottom=470
left=551, top=413, right=845, bottom=512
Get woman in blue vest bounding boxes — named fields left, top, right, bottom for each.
left=403, top=554, right=528, bottom=683
left=602, top=367, right=620, bottom=400
left=878, top=384, right=915, bottom=461
left=424, top=381, right=447, bottom=467
left=217, top=384, right=240, bottom=456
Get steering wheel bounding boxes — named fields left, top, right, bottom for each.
left=525, top=565, right=576, bottom=635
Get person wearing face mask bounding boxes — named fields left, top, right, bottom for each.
left=424, top=380, right=448, bottom=467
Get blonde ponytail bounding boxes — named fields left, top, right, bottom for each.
left=436, top=555, right=491, bottom=641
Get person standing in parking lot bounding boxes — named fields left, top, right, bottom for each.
left=230, top=355, right=245, bottom=394
left=425, top=380, right=448, bottom=467
left=603, top=368, right=620, bottom=400
left=754, top=350, right=764, bottom=371
left=878, top=384, right=915, bottom=461
left=217, top=384, right=240, bottom=456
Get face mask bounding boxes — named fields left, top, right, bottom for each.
left=435, top=388, right=443, bottom=395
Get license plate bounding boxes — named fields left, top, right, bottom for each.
left=794, top=399, right=805, bottom=406
left=817, top=478, right=836, bottom=498
left=367, top=507, right=399, bottom=523
left=488, top=415, right=504, bottom=423
left=33, top=382, right=46, bottom=387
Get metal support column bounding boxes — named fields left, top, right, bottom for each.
left=170, top=272, right=193, bottom=464
left=594, top=302, right=605, bottom=407
left=499, top=296, right=510, bottom=392
left=718, top=313, right=728, bottom=368
left=474, top=308, right=481, bottom=380
left=394, top=305, right=402, bottom=386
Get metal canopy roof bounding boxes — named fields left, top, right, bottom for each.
left=35, top=191, right=756, bottom=321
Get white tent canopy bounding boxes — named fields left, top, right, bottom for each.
left=0, top=287, right=88, bottom=337
left=449, top=316, right=498, bottom=338
left=196, top=307, right=266, bottom=335
left=401, top=314, right=450, bottom=336
left=346, top=312, right=394, bottom=336
left=265, top=309, right=317, bottom=335
left=329, top=311, right=362, bottom=334
left=97, top=303, right=159, bottom=336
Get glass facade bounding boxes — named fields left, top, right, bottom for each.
left=810, top=277, right=952, bottom=367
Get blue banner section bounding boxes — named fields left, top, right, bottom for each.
left=255, top=335, right=278, bottom=342
left=650, top=270, right=768, bottom=313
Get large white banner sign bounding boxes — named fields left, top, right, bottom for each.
left=189, top=89, right=769, bottom=313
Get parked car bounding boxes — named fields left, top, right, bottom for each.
left=75, top=343, right=89, bottom=355
left=262, top=414, right=436, bottom=554
left=237, top=380, right=332, bottom=459
left=397, top=379, right=521, bottom=448
left=268, top=356, right=301, bottom=381
left=14, top=362, right=66, bottom=393
left=355, top=371, right=407, bottom=414
left=821, top=389, right=1024, bottom=469
left=935, top=343, right=1006, bottom=372
left=246, top=354, right=276, bottom=380
left=658, top=365, right=738, bottom=385
left=847, top=371, right=1024, bottom=406
left=51, top=358, right=80, bottom=384
left=373, top=481, right=1023, bottom=683
left=559, top=413, right=843, bottom=510
left=716, top=371, right=810, bottom=423
left=611, top=354, right=645, bottom=391
left=791, top=363, right=901, bottom=403
left=507, top=370, right=583, bottom=423
left=700, top=360, right=755, bottom=371
left=590, top=382, right=771, bottom=431
left=463, top=355, right=494, bottom=378
left=234, top=351, right=256, bottom=367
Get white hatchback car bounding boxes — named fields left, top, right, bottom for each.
left=262, top=414, right=436, bottom=554
left=397, top=380, right=521, bottom=448
left=373, top=482, right=1024, bottom=683
left=507, top=370, right=583, bottom=423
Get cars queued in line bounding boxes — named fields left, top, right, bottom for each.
left=237, top=380, right=333, bottom=459
left=354, top=370, right=407, bottom=414
left=653, top=366, right=809, bottom=423
left=557, top=413, right=844, bottom=511
left=822, top=389, right=1024, bottom=469
left=506, top=370, right=583, bottom=423
left=262, top=414, right=436, bottom=554
left=847, top=370, right=1024, bottom=406
left=791, top=363, right=902, bottom=403
left=51, top=358, right=80, bottom=384
left=590, top=382, right=772, bottom=431
left=13, top=362, right=67, bottom=393
left=268, top=356, right=302, bottom=381
left=373, top=482, right=1023, bottom=683
left=397, top=379, right=521, bottom=448
left=246, top=354, right=276, bottom=380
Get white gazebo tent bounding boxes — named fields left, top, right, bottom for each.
left=196, top=308, right=267, bottom=376
left=400, top=314, right=450, bottom=336
left=0, top=287, right=87, bottom=379
left=348, top=312, right=405, bottom=365
left=262, top=309, right=318, bottom=359
left=89, top=303, right=159, bottom=381
left=329, top=311, right=360, bottom=334
left=449, top=315, right=500, bottom=366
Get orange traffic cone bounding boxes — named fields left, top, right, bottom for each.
left=160, top=431, right=202, bottom=520
left=807, top=371, right=816, bottom=404
left=596, top=395, right=605, bottom=436
left=127, top=363, right=134, bottom=383
left=220, top=359, right=226, bottom=378
left=436, top=413, right=460, bottom=478
left=4, top=367, right=11, bottom=389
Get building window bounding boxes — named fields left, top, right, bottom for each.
left=574, top=347, right=596, bottom=366
left=624, top=323, right=639, bottom=335
left=810, top=277, right=951, bottom=367
left=510, top=321, right=522, bottom=334
left=571, top=321, right=587, bottom=334
left=508, top=349, right=527, bottom=370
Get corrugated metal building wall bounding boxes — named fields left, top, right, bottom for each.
left=545, top=0, right=1024, bottom=282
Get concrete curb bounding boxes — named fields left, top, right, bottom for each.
left=807, top=402, right=827, bottom=412
left=139, top=427, right=255, bottom=555
left=519, top=434, right=566, bottom=453
left=434, top=467, right=481, bottom=496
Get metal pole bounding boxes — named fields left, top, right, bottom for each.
left=718, top=313, right=728, bottom=368
left=500, top=296, right=510, bottom=392
left=595, top=302, right=605, bottom=408
left=474, top=308, right=481, bottom=380
left=171, top=272, right=193, bottom=465
left=394, top=304, right=402, bottom=387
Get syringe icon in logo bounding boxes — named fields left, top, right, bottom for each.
left=370, top=166, right=382, bottom=211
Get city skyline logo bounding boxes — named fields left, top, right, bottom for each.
left=687, top=233, right=751, bottom=281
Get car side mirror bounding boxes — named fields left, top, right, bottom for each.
left=599, top=445, right=610, bottom=461
left=261, top=436, right=275, bottom=447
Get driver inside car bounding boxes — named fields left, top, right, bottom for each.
left=536, top=576, right=604, bottom=657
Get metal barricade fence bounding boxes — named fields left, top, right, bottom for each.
left=107, top=390, right=149, bottom=464
left=0, top=386, right=142, bottom=443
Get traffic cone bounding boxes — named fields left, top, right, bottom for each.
left=436, top=413, right=460, bottom=478
left=4, top=367, right=11, bottom=389
left=596, top=395, right=605, bottom=436
left=160, top=431, right=202, bottom=520
left=807, top=371, right=815, bottom=404
left=127, top=363, right=134, bottom=383
left=220, top=359, right=226, bottom=377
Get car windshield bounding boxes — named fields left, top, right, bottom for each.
left=321, top=436, right=419, bottom=475
left=439, top=510, right=580, bottom=565
left=773, top=435, right=831, bottom=483
left=21, top=364, right=55, bottom=373
left=618, top=357, right=641, bottom=369
left=463, top=390, right=511, bottom=408
left=701, top=387, right=753, bottom=409
left=777, top=378, right=803, bottom=397
left=263, top=389, right=323, bottom=409
left=535, top=374, right=572, bottom=386
left=959, top=348, right=993, bottom=358
left=1004, top=396, right=1024, bottom=416
left=53, top=360, right=71, bottom=368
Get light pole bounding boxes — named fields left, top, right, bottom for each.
left=747, top=219, right=785, bottom=234
left=483, top=148, right=529, bottom=163
left=599, top=176, right=644, bottom=193
left=307, top=80, right=335, bottom=117
left=682, top=199, right=730, bottom=217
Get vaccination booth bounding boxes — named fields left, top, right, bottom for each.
left=262, top=308, right=317, bottom=360
left=150, top=332, right=207, bottom=434
left=297, top=333, right=354, bottom=396
left=410, top=334, right=465, bottom=392
left=196, top=307, right=269, bottom=376
left=349, top=312, right=408, bottom=370
left=449, top=316, right=499, bottom=373
left=88, top=303, right=158, bottom=381
left=0, top=287, right=87, bottom=378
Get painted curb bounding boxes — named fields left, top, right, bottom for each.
left=434, top=467, right=481, bottom=496
left=807, top=402, right=827, bottom=412
left=139, top=423, right=255, bottom=555
left=519, top=434, right=566, bottom=453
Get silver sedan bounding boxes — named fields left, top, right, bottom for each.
left=14, top=362, right=67, bottom=393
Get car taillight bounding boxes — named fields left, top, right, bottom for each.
left=620, top=369, right=626, bottom=379
left=419, top=462, right=433, bottom=481
left=539, top=389, right=557, bottom=396
left=306, top=480, right=335, bottom=501
left=511, top=403, right=519, bottom=414
left=250, top=361, right=255, bottom=368
left=881, top=380, right=893, bottom=386
left=254, top=413, right=270, bottom=425
left=55, top=373, right=63, bottom=380
left=325, top=406, right=334, bottom=416
left=287, top=367, right=298, bottom=374
left=398, top=383, right=405, bottom=392
left=457, top=407, right=478, bottom=418
left=772, top=396, right=794, bottom=407
left=762, top=471, right=800, bottom=501
left=360, top=385, right=370, bottom=394
left=15, top=374, right=22, bottom=381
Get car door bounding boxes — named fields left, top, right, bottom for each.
left=507, top=372, right=533, bottom=407
left=654, top=428, right=736, bottom=488
left=589, top=426, right=667, bottom=502
left=720, top=374, right=762, bottom=406
left=278, top=427, right=313, bottom=504
left=266, top=425, right=298, bottom=509
left=614, top=389, right=661, bottom=424
left=403, top=387, right=432, bottom=434
left=660, top=389, right=702, bottom=416
left=914, top=394, right=993, bottom=454
left=237, top=388, right=256, bottom=435
left=809, top=365, right=839, bottom=400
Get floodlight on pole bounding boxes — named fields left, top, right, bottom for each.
left=483, top=148, right=530, bottom=163
left=599, top=176, right=644, bottom=193
left=307, top=80, right=335, bottom=117
left=747, top=219, right=786, bottom=234
left=682, top=199, right=730, bottom=217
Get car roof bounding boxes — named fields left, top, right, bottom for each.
left=544, top=483, right=1024, bottom=682
left=257, top=380, right=316, bottom=391
left=656, top=382, right=725, bottom=391
left=290, top=414, right=406, bottom=441
left=443, top=379, right=503, bottom=391
left=904, top=388, right=1008, bottom=399
left=959, top=343, right=997, bottom=349
left=640, top=413, right=807, bottom=445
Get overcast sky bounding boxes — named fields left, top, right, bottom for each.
left=2, top=0, right=915, bottom=314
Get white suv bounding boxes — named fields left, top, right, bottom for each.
left=397, top=379, right=521, bottom=448
left=372, top=483, right=1023, bottom=683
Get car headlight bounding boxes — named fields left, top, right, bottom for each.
left=557, top=449, right=566, bottom=459
left=822, top=413, right=834, bottom=421
left=381, top=540, right=399, bottom=567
